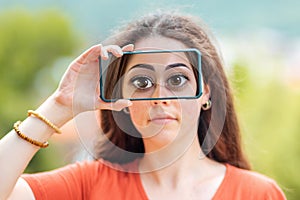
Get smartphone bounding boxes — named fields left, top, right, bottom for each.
left=99, top=48, right=202, bottom=102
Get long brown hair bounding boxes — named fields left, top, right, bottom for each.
left=97, top=11, right=251, bottom=170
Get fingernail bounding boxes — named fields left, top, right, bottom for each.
left=125, top=100, right=132, bottom=106
left=102, top=51, right=108, bottom=60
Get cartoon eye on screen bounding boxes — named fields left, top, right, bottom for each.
left=99, top=49, right=202, bottom=102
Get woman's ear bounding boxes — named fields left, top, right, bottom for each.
left=201, top=84, right=211, bottom=104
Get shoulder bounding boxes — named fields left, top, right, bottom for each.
left=61, top=158, right=139, bottom=177
left=21, top=159, right=141, bottom=199
left=214, top=164, right=286, bottom=200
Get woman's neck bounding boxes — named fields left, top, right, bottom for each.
left=139, top=134, right=220, bottom=188
left=138, top=124, right=227, bottom=200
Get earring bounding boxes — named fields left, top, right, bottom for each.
left=202, top=99, right=212, bottom=110
left=123, top=107, right=130, bottom=114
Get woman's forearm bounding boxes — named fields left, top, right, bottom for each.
left=0, top=95, right=72, bottom=198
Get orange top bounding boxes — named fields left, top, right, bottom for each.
left=22, top=160, right=286, bottom=200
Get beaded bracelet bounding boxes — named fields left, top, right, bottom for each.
left=13, top=121, right=49, bottom=148
left=28, top=110, right=62, bottom=134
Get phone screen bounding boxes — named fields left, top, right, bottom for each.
left=99, top=49, right=202, bottom=102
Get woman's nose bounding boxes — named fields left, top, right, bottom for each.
left=151, top=100, right=170, bottom=105
left=150, top=84, right=171, bottom=105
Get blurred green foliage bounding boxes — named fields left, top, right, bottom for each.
left=0, top=9, right=80, bottom=172
left=230, top=62, right=300, bottom=199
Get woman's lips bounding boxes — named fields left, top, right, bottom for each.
left=149, top=115, right=177, bottom=124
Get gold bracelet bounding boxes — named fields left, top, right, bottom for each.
left=28, top=110, right=62, bottom=134
left=13, top=121, right=49, bottom=148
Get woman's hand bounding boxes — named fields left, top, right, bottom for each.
left=53, top=44, right=134, bottom=115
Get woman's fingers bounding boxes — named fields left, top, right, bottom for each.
left=101, top=45, right=122, bottom=60
left=96, top=44, right=135, bottom=111
left=105, top=45, right=123, bottom=56
left=65, top=43, right=135, bottom=112
left=95, top=44, right=135, bottom=111
left=75, top=44, right=102, bottom=65
left=96, top=99, right=132, bottom=111
left=75, top=43, right=134, bottom=63
left=122, top=44, right=135, bottom=52
left=101, top=44, right=135, bottom=60
left=100, top=45, right=109, bottom=60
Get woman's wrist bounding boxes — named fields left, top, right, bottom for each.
left=35, top=94, right=74, bottom=128
left=14, top=95, right=73, bottom=147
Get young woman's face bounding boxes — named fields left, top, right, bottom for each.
left=123, top=37, right=204, bottom=151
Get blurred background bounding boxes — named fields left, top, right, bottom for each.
left=0, top=0, right=299, bottom=198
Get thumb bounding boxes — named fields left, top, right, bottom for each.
left=96, top=99, right=132, bottom=111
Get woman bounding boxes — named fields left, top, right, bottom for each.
left=0, top=11, right=286, bottom=199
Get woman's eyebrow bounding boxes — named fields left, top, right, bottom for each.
left=165, top=63, right=189, bottom=70
left=128, top=63, right=189, bottom=72
left=128, top=64, right=154, bottom=71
